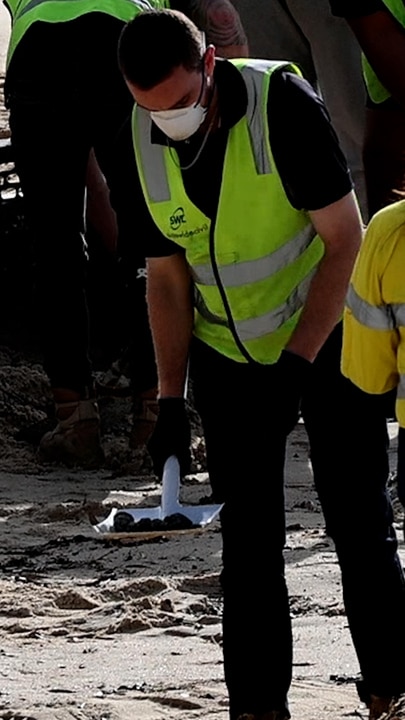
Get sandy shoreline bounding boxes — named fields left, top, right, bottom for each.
left=0, top=411, right=401, bottom=719
left=0, top=423, right=376, bottom=720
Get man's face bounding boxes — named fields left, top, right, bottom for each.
left=126, top=64, right=204, bottom=113
left=126, top=48, right=216, bottom=141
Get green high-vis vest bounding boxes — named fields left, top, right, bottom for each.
left=132, top=59, right=325, bottom=364
left=362, top=0, right=405, bottom=103
left=6, top=0, right=170, bottom=69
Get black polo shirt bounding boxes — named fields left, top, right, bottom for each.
left=112, top=59, right=353, bottom=259
left=330, top=0, right=384, bottom=16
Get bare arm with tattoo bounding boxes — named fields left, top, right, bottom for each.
left=171, top=0, right=249, bottom=57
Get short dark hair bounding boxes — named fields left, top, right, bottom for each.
left=118, top=9, right=205, bottom=89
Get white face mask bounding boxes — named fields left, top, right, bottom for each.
left=150, top=102, right=207, bottom=141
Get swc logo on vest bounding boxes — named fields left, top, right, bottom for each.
left=169, top=207, right=186, bottom=231
left=168, top=206, right=208, bottom=240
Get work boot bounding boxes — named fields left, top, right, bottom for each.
left=38, top=398, right=104, bottom=468
left=129, top=387, right=158, bottom=449
left=369, top=694, right=405, bottom=720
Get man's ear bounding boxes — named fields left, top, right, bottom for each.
left=205, top=44, right=216, bottom=74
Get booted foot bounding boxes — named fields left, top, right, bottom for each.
left=38, top=399, right=104, bottom=468
left=129, top=388, right=158, bottom=449
left=369, top=695, right=405, bottom=720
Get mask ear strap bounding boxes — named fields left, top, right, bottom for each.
left=194, top=66, right=206, bottom=108
left=195, top=43, right=214, bottom=109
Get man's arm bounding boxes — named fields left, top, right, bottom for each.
left=348, top=11, right=405, bottom=108
left=286, top=191, right=363, bottom=362
left=147, top=252, right=194, bottom=398
left=170, top=0, right=248, bottom=57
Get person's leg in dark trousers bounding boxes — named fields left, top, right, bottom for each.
left=397, top=429, right=405, bottom=508
left=395, top=428, right=405, bottom=545
left=5, top=18, right=121, bottom=466
left=105, top=117, right=158, bottom=398
left=7, top=22, right=93, bottom=394
left=190, top=340, right=291, bottom=720
left=301, top=323, right=405, bottom=703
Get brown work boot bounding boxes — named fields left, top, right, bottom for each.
left=38, top=398, right=104, bottom=468
left=129, top=387, right=158, bottom=449
left=369, top=694, right=405, bottom=720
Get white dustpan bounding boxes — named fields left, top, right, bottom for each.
left=94, top=455, right=223, bottom=534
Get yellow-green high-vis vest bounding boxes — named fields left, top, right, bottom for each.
left=362, top=0, right=405, bottom=104
left=132, top=59, right=325, bottom=364
left=6, top=0, right=170, bottom=69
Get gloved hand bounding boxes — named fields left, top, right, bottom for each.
left=147, top=397, right=191, bottom=479
left=273, top=349, right=312, bottom=435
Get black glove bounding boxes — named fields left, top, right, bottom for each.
left=147, top=397, right=191, bottom=479
left=273, top=350, right=312, bottom=435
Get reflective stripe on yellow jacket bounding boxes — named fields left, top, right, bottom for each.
left=362, top=0, right=405, bottom=104
left=6, top=0, right=169, bottom=69
left=132, top=59, right=324, bottom=364
left=342, top=199, right=405, bottom=427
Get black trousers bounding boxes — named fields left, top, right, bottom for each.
left=6, top=15, right=156, bottom=394
left=190, top=323, right=405, bottom=719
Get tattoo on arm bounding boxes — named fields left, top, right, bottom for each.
left=171, top=0, right=248, bottom=49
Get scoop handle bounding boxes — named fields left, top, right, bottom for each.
left=161, top=455, right=181, bottom=517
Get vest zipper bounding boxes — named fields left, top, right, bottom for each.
left=208, top=211, right=257, bottom=365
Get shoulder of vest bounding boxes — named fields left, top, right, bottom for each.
left=230, top=58, right=302, bottom=78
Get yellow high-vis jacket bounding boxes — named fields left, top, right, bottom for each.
left=342, top=199, right=405, bottom=427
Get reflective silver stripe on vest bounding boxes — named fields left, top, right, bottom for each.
left=195, top=268, right=315, bottom=340
left=17, top=0, right=151, bottom=17
left=346, top=284, right=396, bottom=330
left=398, top=375, right=405, bottom=400
left=137, top=107, right=171, bottom=203
left=192, top=223, right=316, bottom=287
left=240, top=62, right=272, bottom=175
left=392, top=303, right=405, bottom=327
left=17, top=0, right=80, bottom=15
left=12, top=0, right=26, bottom=18
left=235, top=269, right=315, bottom=340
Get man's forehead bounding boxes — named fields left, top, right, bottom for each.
left=129, top=65, right=201, bottom=111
